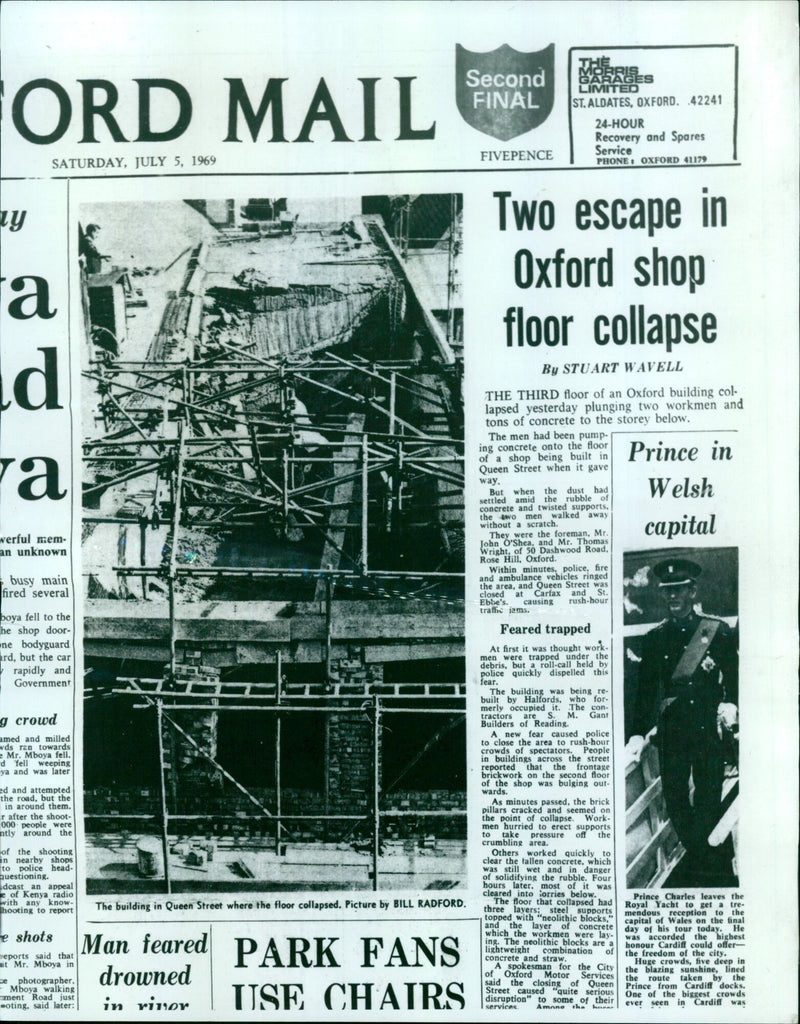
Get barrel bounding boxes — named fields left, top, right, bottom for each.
left=136, top=836, right=163, bottom=877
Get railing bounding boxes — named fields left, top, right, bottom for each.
left=625, top=736, right=684, bottom=888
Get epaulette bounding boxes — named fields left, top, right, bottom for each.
left=697, top=613, right=731, bottom=627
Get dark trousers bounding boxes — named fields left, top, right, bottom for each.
left=660, top=709, right=733, bottom=885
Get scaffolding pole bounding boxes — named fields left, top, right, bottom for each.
left=446, top=194, right=458, bottom=347
left=168, top=427, right=186, bottom=677
left=361, top=433, right=369, bottom=573
left=275, top=651, right=283, bottom=855
left=156, top=700, right=172, bottom=893
left=372, top=692, right=381, bottom=892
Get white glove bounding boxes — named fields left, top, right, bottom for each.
left=717, top=702, right=738, bottom=738
left=626, top=734, right=645, bottom=764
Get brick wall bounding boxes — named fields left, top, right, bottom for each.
left=162, top=664, right=221, bottom=809
left=326, top=709, right=375, bottom=817
left=86, top=658, right=465, bottom=841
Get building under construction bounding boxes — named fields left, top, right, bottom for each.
left=80, top=196, right=465, bottom=893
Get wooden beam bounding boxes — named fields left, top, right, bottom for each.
left=366, top=215, right=455, bottom=365
left=84, top=638, right=465, bottom=666
left=315, top=413, right=364, bottom=601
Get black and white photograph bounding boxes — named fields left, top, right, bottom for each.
left=2, top=2, right=797, bottom=1019
left=622, top=547, right=739, bottom=889
left=79, top=195, right=465, bottom=893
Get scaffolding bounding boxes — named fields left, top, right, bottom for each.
left=85, top=664, right=466, bottom=892
left=83, top=353, right=464, bottom=594
left=82, top=200, right=465, bottom=892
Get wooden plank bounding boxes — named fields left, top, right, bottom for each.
left=86, top=616, right=291, bottom=642
left=363, top=641, right=464, bottom=662
left=87, top=597, right=463, bottom=618
left=367, top=215, right=455, bottom=365
left=237, top=640, right=464, bottom=665
left=295, top=611, right=464, bottom=641
left=315, top=413, right=364, bottom=602
left=626, top=818, right=677, bottom=887
left=626, top=776, right=663, bottom=829
left=87, top=610, right=461, bottom=643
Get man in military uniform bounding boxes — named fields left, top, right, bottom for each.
left=626, top=558, right=738, bottom=885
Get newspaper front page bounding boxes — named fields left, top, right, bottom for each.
left=0, top=1, right=797, bottom=1020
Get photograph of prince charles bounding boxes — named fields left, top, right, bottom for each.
left=623, top=548, right=739, bottom=888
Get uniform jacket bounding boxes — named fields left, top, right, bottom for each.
left=634, top=612, right=738, bottom=739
